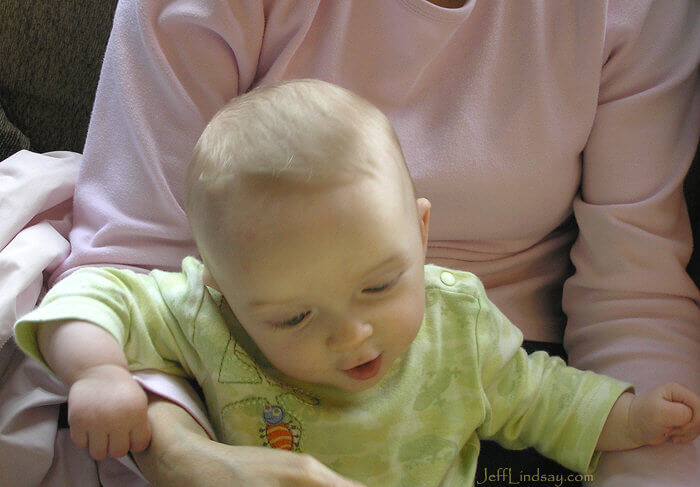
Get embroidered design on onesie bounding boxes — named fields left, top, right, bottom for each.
left=219, top=335, right=321, bottom=406
left=259, top=404, right=300, bottom=450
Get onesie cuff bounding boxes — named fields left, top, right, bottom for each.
left=569, top=378, right=634, bottom=474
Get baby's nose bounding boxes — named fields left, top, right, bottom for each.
left=326, top=319, right=373, bottom=352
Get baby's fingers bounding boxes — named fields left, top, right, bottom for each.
left=657, top=383, right=700, bottom=444
left=67, top=419, right=110, bottom=459
left=69, top=425, right=88, bottom=450
left=660, top=401, right=693, bottom=428
left=658, top=383, right=699, bottom=427
left=662, top=383, right=700, bottom=410
left=108, top=429, right=131, bottom=458
left=88, top=430, right=109, bottom=461
left=671, top=433, right=698, bottom=444
left=129, top=422, right=152, bottom=453
left=670, top=414, right=700, bottom=443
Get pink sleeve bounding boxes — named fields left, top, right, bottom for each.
left=47, top=0, right=265, bottom=456
left=48, top=0, right=318, bottom=450
left=132, top=370, right=216, bottom=440
left=51, top=0, right=266, bottom=280
left=563, top=1, right=699, bottom=484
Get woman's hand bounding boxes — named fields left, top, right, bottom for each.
left=133, top=396, right=366, bottom=487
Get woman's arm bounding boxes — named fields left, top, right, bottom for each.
left=564, top=0, right=700, bottom=391
left=50, top=0, right=265, bottom=279
left=563, top=1, right=700, bottom=483
left=134, top=396, right=366, bottom=487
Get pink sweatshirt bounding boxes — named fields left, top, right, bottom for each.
left=55, top=0, right=699, bottom=484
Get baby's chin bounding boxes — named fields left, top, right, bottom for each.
left=334, top=354, right=391, bottom=392
left=332, top=375, right=384, bottom=393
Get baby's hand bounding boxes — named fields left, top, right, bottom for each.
left=628, top=383, right=700, bottom=446
left=67, top=364, right=151, bottom=460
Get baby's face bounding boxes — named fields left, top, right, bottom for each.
left=206, top=175, right=430, bottom=392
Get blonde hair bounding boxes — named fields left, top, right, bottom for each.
left=185, top=79, right=414, bottom=256
left=187, top=79, right=406, bottom=205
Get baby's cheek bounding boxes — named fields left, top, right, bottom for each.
left=395, top=286, right=425, bottom=346
left=265, top=337, right=325, bottom=380
left=255, top=338, right=297, bottom=372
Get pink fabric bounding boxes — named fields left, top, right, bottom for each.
left=0, top=150, right=203, bottom=486
left=49, top=0, right=698, bottom=484
left=132, top=370, right=216, bottom=440
left=0, top=151, right=135, bottom=485
left=0, top=150, right=77, bottom=349
left=0, top=345, right=149, bottom=487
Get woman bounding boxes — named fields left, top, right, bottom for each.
left=48, top=0, right=700, bottom=485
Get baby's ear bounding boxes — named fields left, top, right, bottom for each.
left=202, top=269, right=220, bottom=290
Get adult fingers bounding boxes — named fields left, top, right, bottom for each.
left=296, top=453, right=367, bottom=487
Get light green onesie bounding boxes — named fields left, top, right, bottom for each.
left=15, top=258, right=630, bottom=487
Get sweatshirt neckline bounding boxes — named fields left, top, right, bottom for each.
left=397, top=0, right=475, bottom=23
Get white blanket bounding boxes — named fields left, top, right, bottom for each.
left=0, top=150, right=146, bottom=486
left=0, top=150, right=75, bottom=349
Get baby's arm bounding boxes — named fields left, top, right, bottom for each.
left=37, top=320, right=151, bottom=460
left=597, top=383, right=699, bottom=451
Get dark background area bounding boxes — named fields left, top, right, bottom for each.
left=0, top=0, right=119, bottom=157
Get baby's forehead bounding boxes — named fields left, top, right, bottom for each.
left=216, top=167, right=410, bottom=240
left=208, top=179, right=418, bottom=290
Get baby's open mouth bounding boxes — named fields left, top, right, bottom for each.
left=342, top=354, right=383, bottom=381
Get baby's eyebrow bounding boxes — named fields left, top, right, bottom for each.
left=246, top=253, right=405, bottom=310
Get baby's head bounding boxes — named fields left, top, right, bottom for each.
left=186, top=79, right=430, bottom=391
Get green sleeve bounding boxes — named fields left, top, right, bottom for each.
left=471, top=282, right=631, bottom=474
left=14, top=266, right=193, bottom=378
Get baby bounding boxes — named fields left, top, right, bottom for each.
left=15, top=79, right=699, bottom=486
